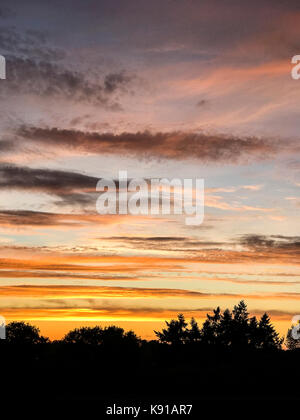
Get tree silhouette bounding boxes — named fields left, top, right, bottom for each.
left=154, top=313, right=189, bottom=345
left=1, top=301, right=283, bottom=355
left=62, top=325, right=141, bottom=347
left=6, top=321, right=49, bottom=344
left=231, top=301, right=251, bottom=348
left=256, top=313, right=283, bottom=350
left=248, top=316, right=260, bottom=349
left=154, top=301, right=283, bottom=350
left=188, top=317, right=201, bottom=342
left=201, top=306, right=221, bottom=347
left=62, top=326, right=103, bottom=345
left=200, top=302, right=251, bottom=349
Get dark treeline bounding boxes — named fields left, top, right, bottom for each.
left=2, top=301, right=286, bottom=349
left=1, top=300, right=300, bottom=411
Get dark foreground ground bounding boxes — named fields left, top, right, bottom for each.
left=1, top=342, right=299, bottom=416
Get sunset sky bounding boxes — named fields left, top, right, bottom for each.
left=0, top=0, right=300, bottom=339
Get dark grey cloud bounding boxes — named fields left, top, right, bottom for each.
left=0, top=164, right=98, bottom=192
left=104, top=72, right=132, bottom=94
left=196, top=99, right=208, bottom=108
left=0, top=209, right=121, bottom=227
left=0, top=27, right=64, bottom=61
left=53, top=192, right=97, bottom=208
left=99, top=236, right=226, bottom=252
left=0, top=164, right=99, bottom=208
left=0, top=140, right=14, bottom=152
left=239, top=234, right=300, bottom=252
left=0, top=22, right=134, bottom=108
left=104, top=236, right=188, bottom=242
left=0, top=164, right=142, bottom=208
left=0, top=210, right=70, bottom=226
left=0, top=7, right=15, bottom=20
left=6, top=0, right=300, bottom=63
left=2, top=56, right=129, bottom=108
left=0, top=210, right=59, bottom=226
left=16, top=126, right=284, bottom=163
